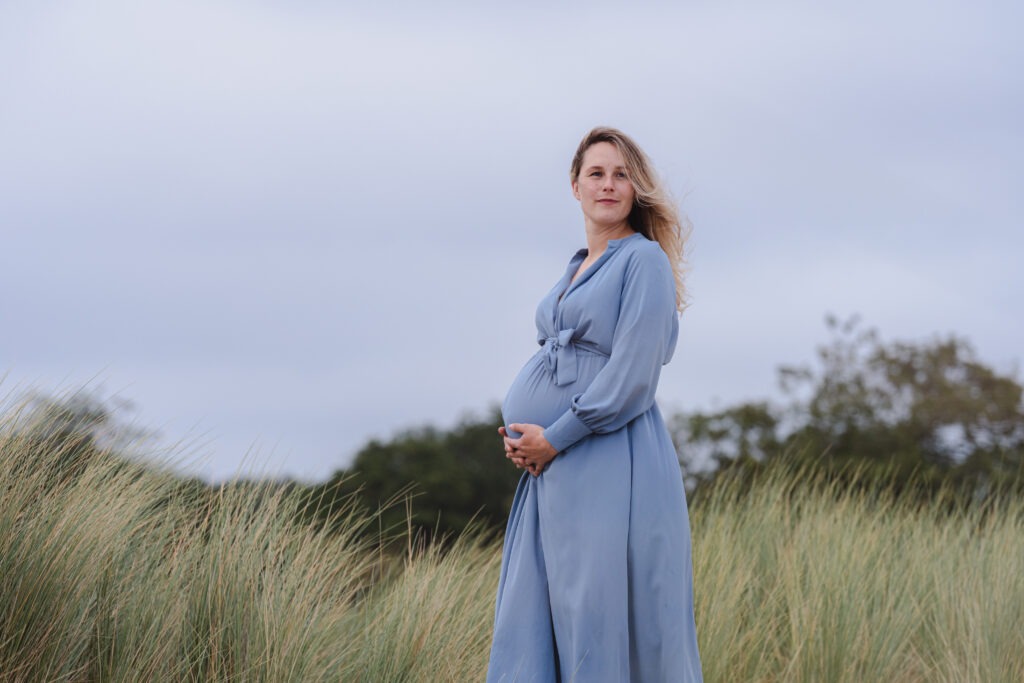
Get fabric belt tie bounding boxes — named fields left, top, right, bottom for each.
left=542, top=328, right=578, bottom=386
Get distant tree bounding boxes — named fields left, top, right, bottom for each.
left=303, top=408, right=519, bottom=543
left=11, top=390, right=122, bottom=484
left=6, top=389, right=215, bottom=509
left=671, top=401, right=782, bottom=493
left=675, top=316, right=1024, bottom=503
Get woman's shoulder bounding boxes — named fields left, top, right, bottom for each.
left=616, top=234, right=677, bottom=313
left=620, top=233, right=672, bottom=273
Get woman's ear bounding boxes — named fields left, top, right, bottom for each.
left=570, top=179, right=580, bottom=201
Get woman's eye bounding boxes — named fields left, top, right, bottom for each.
left=589, top=171, right=602, bottom=177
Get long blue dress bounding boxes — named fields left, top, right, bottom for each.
left=488, top=232, right=703, bottom=682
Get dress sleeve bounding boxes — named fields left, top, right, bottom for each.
left=542, top=244, right=679, bottom=454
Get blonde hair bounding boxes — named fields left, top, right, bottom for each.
left=570, top=126, right=691, bottom=312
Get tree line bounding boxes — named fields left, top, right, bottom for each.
left=15, top=316, right=1024, bottom=542
left=312, top=316, right=1024, bottom=539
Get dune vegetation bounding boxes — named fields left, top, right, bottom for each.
left=1, top=397, right=1022, bottom=682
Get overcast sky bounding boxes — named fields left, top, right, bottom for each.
left=2, top=0, right=1021, bottom=482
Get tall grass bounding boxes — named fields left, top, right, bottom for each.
left=692, top=472, right=1024, bottom=683
left=1, top=399, right=1022, bottom=682
left=0, top=395, right=503, bottom=683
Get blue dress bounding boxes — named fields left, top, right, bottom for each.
left=488, top=232, right=703, bottom=682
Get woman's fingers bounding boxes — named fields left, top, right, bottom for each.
left=502, top=425, right=544, bottom=473
left=501, top=425, right=529, bottom=471
left=501, top=426, right=519, bottom=461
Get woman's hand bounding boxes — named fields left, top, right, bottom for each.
left=499, top=424, right=558, bottom=477
left=499, top=426, right=535, bottom=473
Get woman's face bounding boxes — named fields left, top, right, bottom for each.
left=572, top=141, right=635, bottom=230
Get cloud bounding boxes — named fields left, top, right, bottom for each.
left=1, top=0, right=1020, bottom=481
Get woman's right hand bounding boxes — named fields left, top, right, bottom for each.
left=498, top=425, right=547, bottom=476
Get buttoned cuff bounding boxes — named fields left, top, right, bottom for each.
left=544, top=408, right=593, bottom=454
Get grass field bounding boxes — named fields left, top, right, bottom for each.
left=1, top=402, right=1022, bottom=682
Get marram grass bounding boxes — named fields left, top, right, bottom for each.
left=691, top=472, right=1024, bottom=683
left=1, top=405, right=1022, bottom=682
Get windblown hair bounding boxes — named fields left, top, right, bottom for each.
left=570, top=126, right=691, bottom=312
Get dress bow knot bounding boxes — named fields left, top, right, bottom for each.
left=542, top=328, right=579, bottom=386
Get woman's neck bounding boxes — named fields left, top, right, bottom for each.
left=584, top=221, right=634, bottom=257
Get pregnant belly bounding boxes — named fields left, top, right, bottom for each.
left=501, top=350, right=605, bottom=438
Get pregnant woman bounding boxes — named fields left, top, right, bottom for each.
left=487, top=127, right=703, bottom=682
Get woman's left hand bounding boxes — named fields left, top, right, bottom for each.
left=501, top=423, right=558, bottom=477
